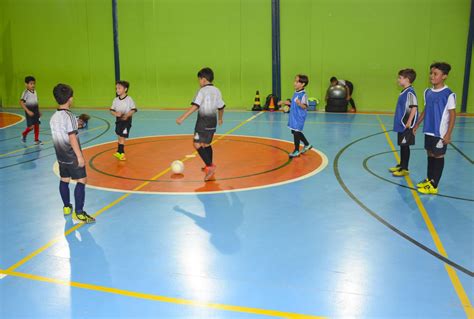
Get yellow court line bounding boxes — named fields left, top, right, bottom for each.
left=0, top=269, right=325, bottom=319
left=376, top=116, right=474, bottom=318
left=0, top=125, right=108, bottom=157
left=5, top=112, right=264, bottom=273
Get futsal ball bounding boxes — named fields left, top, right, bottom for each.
left=171, top=160, right=184, bottom=174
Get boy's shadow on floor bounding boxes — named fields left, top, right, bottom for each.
left=173, top=183, right=244, bottom=255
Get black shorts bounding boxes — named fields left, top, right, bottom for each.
left=397, top=129, right=415, bottom=146
left=25, top=108, right=40, bottom=126
left=115, top=120, right=132, bottom=138
left=424, top=134, right=447, bottom=155
left=59, top=162, right=87, bottom=180
left=193, top=131, right=215, bottom=144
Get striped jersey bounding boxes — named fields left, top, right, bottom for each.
left=50, top=109, right=81, bottom=165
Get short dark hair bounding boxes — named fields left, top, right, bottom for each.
left=297, top=74, right=309, bottom=87
left=330, top=76, right=337, bottom=83
left=398, top=68, right=416, bottom=83
left=25, top=76, right=35, bottom=83
left=53, top=84, right=73, bottom=105
left=430, top=62, right=451, bottom=75
left=116, top=80, right=130, bottom=92
left=197, top=67, right=214, bottom=82
left=79, top=113, right=90, bottom=122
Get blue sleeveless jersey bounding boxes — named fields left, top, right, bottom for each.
left=288, top=90, right=308, bottom=131
left=423, top=87, right=456, bottom=137
left=393, top=86, right=418, bottom=133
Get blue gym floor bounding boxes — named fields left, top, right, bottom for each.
left=0, top=109, right=473, bottom=318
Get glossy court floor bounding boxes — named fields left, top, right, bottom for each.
left=0, top=109, right=473, bottom=318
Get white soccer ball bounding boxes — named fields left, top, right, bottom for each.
left=171, top=160, right=184, bottom=174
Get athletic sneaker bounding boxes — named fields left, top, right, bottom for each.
left=34, top=140, right=43, bottom=145
left=63, top=204, right=73, bottom=216
left=301, top=144, right=313, bottom=154
left=416, top=178, right=430, bottom=188
left=21, top=136, right=26, bottom=144
left=73, top=211, right=96, bottom=223
left=389, top=165, right=401, bottom=172
left=113, top=152, right=126, bottom=161
left=204, top=164, right=216, bottom=181
left=418, top=181, right=438, bottom=195
left=392, top=169, right=409, bottom=177
left=289, top=150, right=300, bottom=158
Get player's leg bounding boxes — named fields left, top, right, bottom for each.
left=72, top=166, right=95, bottom=223
left=289, top=130, right=301, bottom=158
left=21, top=125, right=34, bottom=142
left=59, top=173, right=72, bottom=215
left=299, top=132, right=313, bottom=154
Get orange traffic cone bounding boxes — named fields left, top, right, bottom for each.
left=252, top=90, right=262, bottom=111
left=269, top=96, right=275, bottom=112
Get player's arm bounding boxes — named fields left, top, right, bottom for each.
left=296, top=95, right=308, bottom=109
left=218, top=107, right=225, bottom=126
left=277, top=100, right=290, bottom=106
left=406, top=106, right=418, bottom=129
left=176, top=104, right=199, bottom=125
left=20, top=99, right=33, bottom=117
left=110, top=108, right=122, bottom=117
left=413, top=110, right=425, bottom=134
left=69, top=133, right=85, bottom=167
left=442, top=109, right=456, bottom=144
left=345, top=85, right=351, bottom=100
left=123, top=108, right=137, bottom=120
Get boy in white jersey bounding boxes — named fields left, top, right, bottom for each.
left=413, top=62, right=456, bottom=195
left=110, top=81, right=137, bottom=161
left=176, top=67, right=225, bottom=181
left=50, top=84, right=95, bottom=223
left=20, top=76, right=43, bottom=144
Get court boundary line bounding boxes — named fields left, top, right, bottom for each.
left=376, top=116, right=473, bottom=318
left=0, top=269, right=326, bottom=319
left=0, top=111, right=25, bottom=129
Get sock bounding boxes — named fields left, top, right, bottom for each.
left=34, top=124, right=39, bottom=141
left=205, top=146, right=213, bottom=165
left=59, top=181, right=70, bottom=206
left=197, top=147, right=212, bottom=166
left=432, top=157, right=445, bottom=188
left=299, top=132, right=309, bottom=146
left=427, top=156, right=434, bottom=181
left=74, top=182, right=86, bottom=213
left=292, top=130, right=301, bottom=151
left=118, top=143, right=124, bottom=154
left=22, top=126, right=33, bottom=137
left=400, top=146, right=410, bottom=170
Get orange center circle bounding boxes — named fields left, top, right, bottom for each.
left=81, top=135, right=327, bottom=194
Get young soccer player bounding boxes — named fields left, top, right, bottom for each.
left=413, top=62, right=456, bottom=194
left=110, top=81, right=137, bottom=161
left=20, top=76, right=43, bottom=144
left=389, top=68, right=418, bottom=177
left=50, top=84, right=95, bottom=223
left=278, top=74, right=313, bottom=158
left=329, top=76, right=357, bottom=112
left=176, top=67, right=225, bottom=181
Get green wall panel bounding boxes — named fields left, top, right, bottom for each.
left=280, top=0, right=470, bottom=112
left=1, top=0, right=114, bottom=108
left=118, top=0, right=272, bottom=108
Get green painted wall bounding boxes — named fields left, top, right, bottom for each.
left=1, top=0, right=114, bottom=108
left=280, top=0, right=471, bottom=112
left=117, top=0, right=272, bottom=108
left=1, top=0, right=472, bottom=111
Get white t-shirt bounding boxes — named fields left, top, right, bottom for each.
left=20, top=89, right=38, bottom=109
left=50, top=109, right=80, bottom=165
left=110, top=95, right=137, bottom=115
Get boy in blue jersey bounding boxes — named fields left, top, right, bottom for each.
left=278, top=74, right=312, bottom=158
left=389, top=69, right=418, bottom=177
left=413, top=62, right=456, bottom=194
